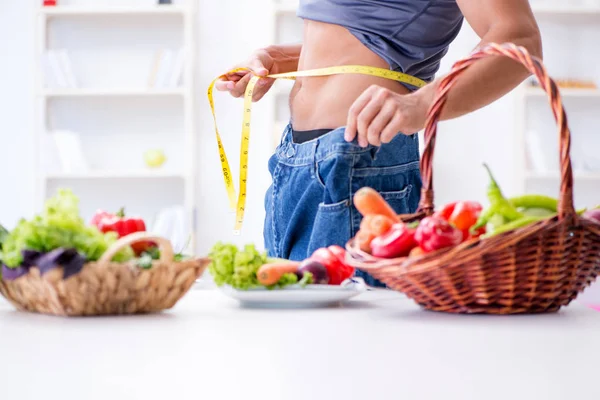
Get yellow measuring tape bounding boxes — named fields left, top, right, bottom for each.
left=207, top=65, right=427, bottom=235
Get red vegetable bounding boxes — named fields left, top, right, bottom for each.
left=310, top=247, right=354, bottom=285
left=414, top=216, right=463, bottom=253
left=583, top=209, right=600, bottom=224
left=370, top=223, right=417, bottom=258
left=91, top=208, right=153, bottom=255
left=434, top=201, right=484, bottom=240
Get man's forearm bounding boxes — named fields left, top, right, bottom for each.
left=414, top=27, right=542, bottom=122
left=264, top=44, right=303, bottom=74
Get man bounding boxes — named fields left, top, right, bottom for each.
left=216, top=0, right=542, bottom=286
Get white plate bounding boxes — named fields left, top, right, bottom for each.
left=219, top=278, right=368, bottom=308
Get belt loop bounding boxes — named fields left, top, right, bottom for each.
left=311, top=141, right=319, bottom=179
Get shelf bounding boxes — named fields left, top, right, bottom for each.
left=525, top=172, right=600, bottom=181
left=41, top=88, right=186, bottom=98
left=39, top=5, right=187, bottom=17
left=274, top=2, right=298, bottom=13
left=524, top=87, right=600, bottom=98
left=45, top=171, right=186, bottom=180
left=532, top=5, right=600, bottom=16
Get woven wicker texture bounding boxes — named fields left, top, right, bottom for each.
left=346, top=43, right=600, bottom=314
left=0, top=232, right=209, bottom=316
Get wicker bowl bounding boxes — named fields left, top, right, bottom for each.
left=345, top=43, right=600, bottom=315
left=0, top=232, right=209, bottom=316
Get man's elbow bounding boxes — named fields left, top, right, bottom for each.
left=525, top=27, right=543, bottom=61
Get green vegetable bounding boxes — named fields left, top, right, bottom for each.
left=519, top=207, right=556, bottom=218
left=208, top=242, right=265, bottom=290
left=0, top=224, right=8, bottom=250
left=483, top=216, right=545, bottom=238
left=208, top=242, right=306, bottom=290
left=509, top=195, right=558, bottom=212
left=0, top=189, right=134, bottom=268
left=136, top=253, right=154, bottom=270
left=471, top=164, right=523, bottom=232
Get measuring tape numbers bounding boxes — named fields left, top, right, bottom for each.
left=207, top=65, right=427, bottom=234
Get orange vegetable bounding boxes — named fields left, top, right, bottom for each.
left=409, top=247, right=425, bottom=258
left=353, top=187, right=400, bottom=221
left=256, top=262, right=300, bottom=286
left=370, top=215, right=395, bottom=236
left=356, top=230, right=376, bottom=253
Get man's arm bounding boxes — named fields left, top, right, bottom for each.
left=418, top=0, right=543, bottom=121
left=345, top=0, right=542, bottom=147
left=216, top=44, right=302, bottom=100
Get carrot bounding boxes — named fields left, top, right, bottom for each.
left=356, top=230, right=376, bottom=253
left=370, top=215, right=395, bottom=236
left=409, top=247, right=425, bottom=258
left=353, top=187, right=400, bottom=221
left=256, top=262, right=300, bottom=286
left=360, top=215, right=377, bottom=233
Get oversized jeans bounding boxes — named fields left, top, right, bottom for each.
left=263, top=124, right=422, bottom=287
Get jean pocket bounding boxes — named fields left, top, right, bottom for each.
left=307, top=199, right=352, bottom=256
left=379, top=186, right=412, bottom=215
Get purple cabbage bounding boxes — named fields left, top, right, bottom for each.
left=1, top=248, right=86, bottom=282
left=2, top=264, right=29, bottom=281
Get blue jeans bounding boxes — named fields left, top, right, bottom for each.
left=263, top=124, right=422, bottom=287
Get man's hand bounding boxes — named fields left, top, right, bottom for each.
left=215, top=44, right=302, bottom=102
left=215, top=49, right=276, bottom=102
left=344, top=85, right=431, bottom=147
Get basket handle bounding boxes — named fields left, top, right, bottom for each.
left=419, top=42, right=576, bottom=220
left=98, top=232, right=174, bottom=264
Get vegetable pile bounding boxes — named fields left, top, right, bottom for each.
left=354, top=164, right=600, bottom=260
left=207, top=243, right=355, bottom=290
left=0, top=189, right=173, bottom=281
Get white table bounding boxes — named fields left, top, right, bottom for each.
left=1, top=287, right=599, bottom=400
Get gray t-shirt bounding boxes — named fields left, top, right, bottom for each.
left=297, top=0, right=464, bottom=88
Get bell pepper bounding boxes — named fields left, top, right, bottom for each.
left=91, top=208, right=153, bottom=255
left=414, top=216, right=463, bottom=253
left=310, top=246, right=354, bottom=285
left=435, top=201, right=486, bottom=240
left=370, top=223, right=416, bottom=258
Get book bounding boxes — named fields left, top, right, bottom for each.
left=56, top=49, right=78, bottom=88
left=168, top=48, right=185, bottom=87
left=154, top=49, right=174, bottom=88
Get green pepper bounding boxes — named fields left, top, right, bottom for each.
left=471, top=164, right=523, bottom=232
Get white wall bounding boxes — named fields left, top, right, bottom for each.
left=1, top=1, right=599, bottom=302
left=0, top=0, right=36, bottom=228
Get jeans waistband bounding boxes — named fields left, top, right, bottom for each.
left=276, top=124, right=376, bottom=166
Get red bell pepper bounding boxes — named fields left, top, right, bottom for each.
left=91, top=208, right=153, bottom=255
left=370, top=223, right=417, bottom=258
left=310, top=246, right=354, bottom=285
left=434, top=201, right=485, bottom=240
left=414, top=216, right=463, bottom=253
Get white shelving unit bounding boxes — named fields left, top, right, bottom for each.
left=34, top=1, right=198, bottom=253
left=515, top=3, right=600, bottom=207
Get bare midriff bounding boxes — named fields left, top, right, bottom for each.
left=290, top=20, right=411, bottom=132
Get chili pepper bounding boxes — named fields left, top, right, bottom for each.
left=310, top=247, right=354, bottom=285
left=509, top=195, right=558, bottom=213
left=414, top=216, right=463, bottom=253
left=370, top=223, right=417, bottom=258
left=471, top=164, right=523, bottom=233
left=92, top=208, right=153, bottom=255
left=484, top=215, right=545, bottom=238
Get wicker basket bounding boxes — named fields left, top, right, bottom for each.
left=0, top=232, right=209, bottom=316
left=345, top=43, right=600, bottom=315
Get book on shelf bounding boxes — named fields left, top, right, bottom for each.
left=42, top=49, right=78, bottom=89
left=148, top=48, right=185, bottom=88
left=49, top=130, right=89, bottom=174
